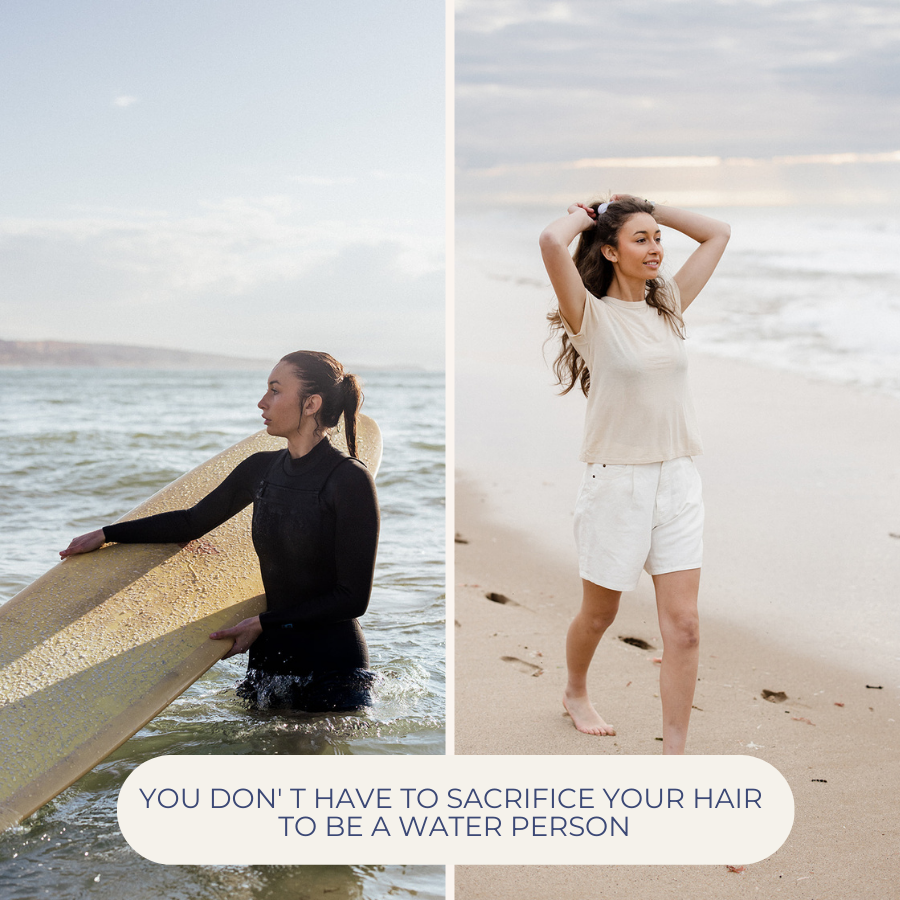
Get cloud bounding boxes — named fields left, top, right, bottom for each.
left=0, top=196, right=442, bottom=294
left=457, top=0, right=900, bottom=167
left=570, top=151, right=900, bottom=169
left=289, top=175, right=357, bottom=187
left=457, top=151, right=900, bottom=210
left=456, top=0, right=574, bottom=34
left=572, top=156, right=723, bottom=170
left=112, top=95, right=139, bottom=108
left=288, top=170, right=431, bottom=188
left=0, top=196, right=444, bottom=364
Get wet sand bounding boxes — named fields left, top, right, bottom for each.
left=454, top=344, right=900, bottom=896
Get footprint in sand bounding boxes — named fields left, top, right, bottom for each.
left=501, top=655, right=542, bottom=675
left=486, top=591, right=521, bottom=607
left=619, top=635, right=654, bottom=650
left=761, top=689, right=788, bottom=702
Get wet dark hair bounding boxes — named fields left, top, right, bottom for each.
left=280, top=351, right=364, bottom=458
left=547, top=196, right=684, bottom=396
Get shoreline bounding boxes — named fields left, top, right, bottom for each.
left=457, top=348, right=900, bottom=682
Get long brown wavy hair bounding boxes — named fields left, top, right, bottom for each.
left=280, top=351, right=364, bottom=458
left=547, top=197, right=684, bottom=396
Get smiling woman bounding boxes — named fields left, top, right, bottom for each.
left=60, top=350, right=381, bottom=713
left=540, top=194, right=730, bottom=753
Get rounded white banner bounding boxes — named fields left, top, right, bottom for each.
left=118, top=754, right=793, bottom=865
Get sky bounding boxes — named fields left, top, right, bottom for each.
left=5, top=2, right=899, bottom=363
left=456, top=0, right=900, bottom=207
left=0, top=1, right=445, bottom=367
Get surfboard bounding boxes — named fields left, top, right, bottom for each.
left=0, top=418, right=382, bottom=832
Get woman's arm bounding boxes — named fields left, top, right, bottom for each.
left=258, top=461, right=380, bottom=629
left=628, top=197, right=730, bottom=311
left=59, top=453, right=271, bottom=558
left=539, top=204, right=597, bottom=333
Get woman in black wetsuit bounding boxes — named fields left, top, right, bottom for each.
left=59, top=350, right=380, bottom=713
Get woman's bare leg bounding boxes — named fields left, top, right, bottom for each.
left=563, top=579, right=621, bottom=735
left=652, top=568, right=701, bottom=754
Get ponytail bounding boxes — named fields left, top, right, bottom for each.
left=339, top=373, right=363, bottom=459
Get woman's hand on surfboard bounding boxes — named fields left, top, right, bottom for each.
left=60, top=529, right=106, bottom=559
left=210, top=616, right=263, bottom=658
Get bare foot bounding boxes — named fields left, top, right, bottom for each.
left=562, top=691, right=616, bottom=736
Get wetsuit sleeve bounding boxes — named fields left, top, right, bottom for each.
left=259, top=460, right=380, bottom=628
left=102, top=453, right=270, bottom=544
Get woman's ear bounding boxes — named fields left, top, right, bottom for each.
left=601, top=244, right=617, bottom=263
left=303, top=394, right=323, bottom=416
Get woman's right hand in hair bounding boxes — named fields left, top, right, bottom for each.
left=540, top=205, right=595, bottom=333
left=60, top=529, right=106, bottom=559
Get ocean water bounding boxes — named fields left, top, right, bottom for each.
left=666, top=206, right=900, bottom=398
left=459, top=204, right=900, bottom=398
left=0, top=367, right=445, bottom=899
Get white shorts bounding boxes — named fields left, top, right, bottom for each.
left=573, top=456, right=704, bottom=592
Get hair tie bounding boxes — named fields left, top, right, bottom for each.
left=595, top=202, right=611, bottom=216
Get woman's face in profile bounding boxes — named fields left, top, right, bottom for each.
left=258, top=361, right=304, bottom=437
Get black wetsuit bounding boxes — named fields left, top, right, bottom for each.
left=103, top=439, right=379, bottom=711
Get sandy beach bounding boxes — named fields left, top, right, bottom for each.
left=454, top=265, right=900, bottom=896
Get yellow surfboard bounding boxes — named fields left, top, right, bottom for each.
left=0, top=419, right=382, bottom=832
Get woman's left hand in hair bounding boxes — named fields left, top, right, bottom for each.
left=567, top=202, right=597, bottom=219
left=210, top=616, right=263, bottom=658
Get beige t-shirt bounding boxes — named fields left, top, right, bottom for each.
left=561, top=282, right=703, bottom=464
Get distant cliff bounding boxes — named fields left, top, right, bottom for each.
left=0, top=339, right=267, bottom=369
